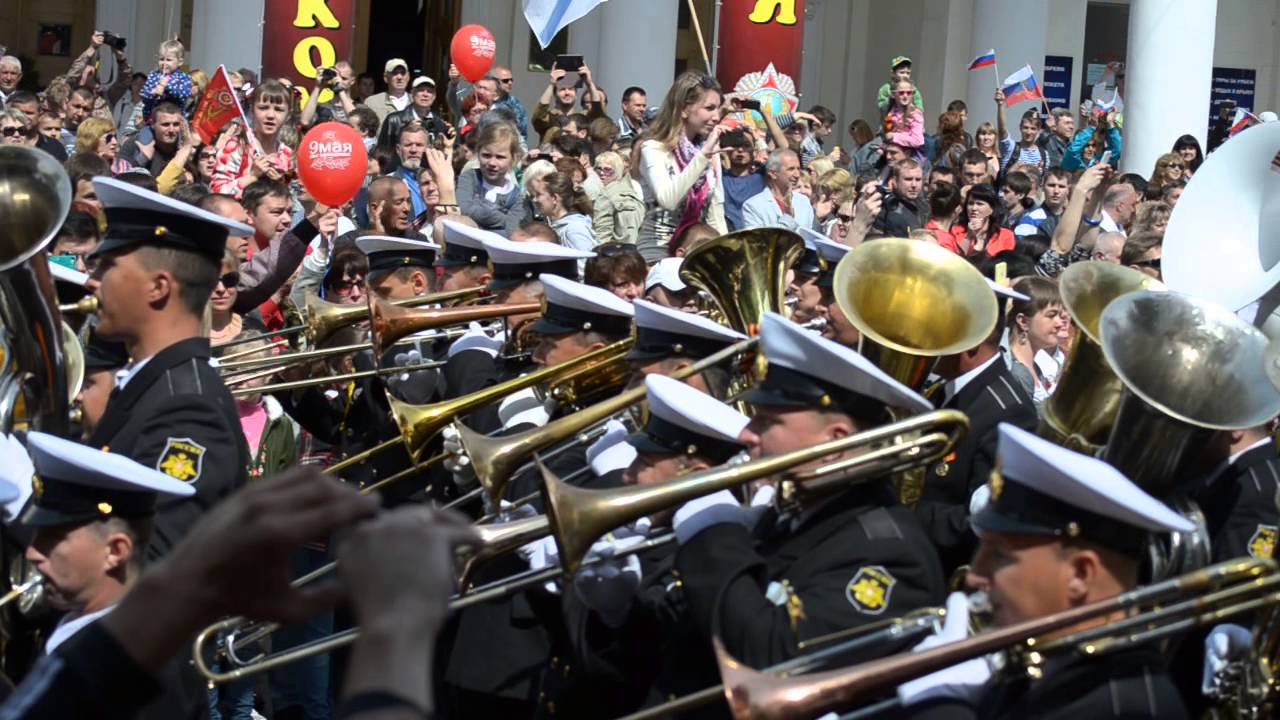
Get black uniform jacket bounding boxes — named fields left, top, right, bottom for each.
left=916, top=357, right=1036, bottom=573
left=676, top=481, right=948, bottom=669
left=906, top=646, right=1188, bottom=720
left=87, top=337, right=248, bottom=561
left=1196, top=441, right=1280, bottom=563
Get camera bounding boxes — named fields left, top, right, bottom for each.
left=102, top=31, right=127, bottom=51
left=319, top=67, right=337, bottom=86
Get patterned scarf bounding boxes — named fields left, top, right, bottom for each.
left=672, top=134, right=716, bottom=241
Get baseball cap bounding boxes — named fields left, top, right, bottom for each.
left=412, top=76, right=436, bottom=89
left=891, top=56, right=912, bottom=70
left=384, top=58, right=409, bottom=74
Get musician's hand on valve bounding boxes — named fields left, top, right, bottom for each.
left=574, top=538, right=644, bottom=627
left=440, top=425, right=477, bottom=490
left=447, top=321, right=504, bottom=359
left=1202, top=623, right=1253, bottom=697
left=896, top=592, right=993, bottom=707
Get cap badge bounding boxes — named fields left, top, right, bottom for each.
left=154, top=226, right=168, bottom=237
left=31, top=473, right=43, bottom=501
left=97, top=502, right=113, bottom=515
left=1249, top=525, right=1277, bottom=560
left=846, top=565, right=896, bottom=615
left=156, top=437, right=207, bottom=483
left=989, top=466, right=1004, bottom=500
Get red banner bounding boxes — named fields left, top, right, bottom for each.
left=715, top=0, right=805, bottom=97
left=191, top=66, right=247, bottom=144
left=261, top=0, right=357, bottom=107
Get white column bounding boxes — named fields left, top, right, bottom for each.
left=964, top=0, right=1049, bottom=131
left=188, top=0, right=264, bottom=76
left=1121, top=0, right=1216, bottom=174
left=594, top=0, right=678, bottom=117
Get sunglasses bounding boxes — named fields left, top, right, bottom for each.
left=1132, top=257, right=1162, bottom=271
left=1167, top=163, right=1185, bottom=170
left=218, top=271, right=240, bottom=288
left=498, top=78, right=514, bottom=84
left=837, top=213, right=855, bottom=224
left=0, top=126, right=24, bottom=137
left=103, top=133, right=116, bottom=143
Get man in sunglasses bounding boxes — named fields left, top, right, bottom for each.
left=85, top=177, right=254, bottom=560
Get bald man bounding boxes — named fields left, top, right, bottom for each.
left=1092, top=232, right=1125, bottom=264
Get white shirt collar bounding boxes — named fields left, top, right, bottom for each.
left=1206, top=437, right=1274, bottom=488
left=45, top=604, right=115, bottom=654
left=114, top=356, right=152, bottom=391
left=945, top=353, right=1001, bottom=405
left=1100, top=208, right=1126, bottom=237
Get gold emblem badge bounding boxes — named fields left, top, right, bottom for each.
left=989, top=469, right=1004, bottom=501
left=156, top=438, right=207, bottom=482
left=31, top=473, right=43, bottom=500
left=1249, top=525, right=1277, bottom=560
left=846, top=566, right=896, bottom=615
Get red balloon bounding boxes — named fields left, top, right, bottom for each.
left=296, top=122, right=368, bottom=208
left=451, top=24, right=497, bottom=83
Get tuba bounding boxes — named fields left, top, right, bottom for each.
left=1099, top=291, right=1280, bottom=580
left=0, top=146, right=73, bottom=435
left=1162, top=121, right=1280, bottom=318
left=832, top=238, right=998, bottom=390
left=1037, top=262, right=1164, bottom=452
left=678, top=228, right=805, bottom=335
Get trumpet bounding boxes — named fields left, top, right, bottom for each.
left=711, top=558, right=1279, bottom=720
left=192, top=407, right=966, bottom=684
left=0, top=577, right=43, bottom=612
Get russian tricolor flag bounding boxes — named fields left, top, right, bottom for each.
left=1229, top=107, right=1255, bottom=137
left=968, top=50, right=997, bottom=71
left=1001, top=65, right=1044, bottom=106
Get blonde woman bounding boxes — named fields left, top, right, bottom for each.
left=75, top=117, right=118, bottom=164
left=591, top=150, right=643, bottom=244
left=636, top=72, right=728, bottom=262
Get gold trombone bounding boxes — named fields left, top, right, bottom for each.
left=217, top=297, right=536, bottom=374
left=711, top=557, right=1279, bottom=720
left=213, top=286, right=488, bottom=351
left=192, top=406, right=967, bottom=684
left=325, top=338, right=633, bottom=478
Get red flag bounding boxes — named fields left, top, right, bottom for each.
left=191, top=65, right=248, bottom=144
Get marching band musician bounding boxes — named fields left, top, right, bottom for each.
left=915, top=281, right=1037, bottom=575
left=75, top=330, right=129, bottom=439
left=441, top=234, right=595, bottom=434
left=15, top=432, right=201, bottom=718
left=441, top=272, right=632, bottom=717
left=582, top=299, right=749, bottom=486
left=806, top=233, right=861, bottom=347
left=86, top=177, right=252, bottom=560
left=790, top=228, right=831, bottom=325
left=895, top=423, right=1194, bottom=719
left=674, top=313, right=946, bottom=668
left=1194, top=420, right=1280, bottom=563
left=642, top=257, right=701, bottom=311
left=277, top=234, right=450, bottom=504
left=549, top=373, right=751, bottom=718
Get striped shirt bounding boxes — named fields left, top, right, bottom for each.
left=999, top=135, right=1044, bottom=171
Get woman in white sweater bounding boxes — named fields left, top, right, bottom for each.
left=635, top=72, right=729, bottom=262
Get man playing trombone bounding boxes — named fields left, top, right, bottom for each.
left=675, top=313, right=947, bottom=668
left=895, top=424, right=1194, bottom=719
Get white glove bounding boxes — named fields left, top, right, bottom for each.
left=386, top=349, right=424, bottom=389
left=447, top=322, right=505, bottom=359
left=1202, top=623, right=1253, bottom=696
left=673, top=489, right=747, bottom=544
left=574, top=539, right=643, bottom=628
left=586, top=420, right=637, bottom=476
left=440, top=424, right=477, bottom=490
left=750, top=484, right=776, bottom=508
left=517, top=534, right=564, bottom=594
left=897, top=592, right=992, bottom=707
